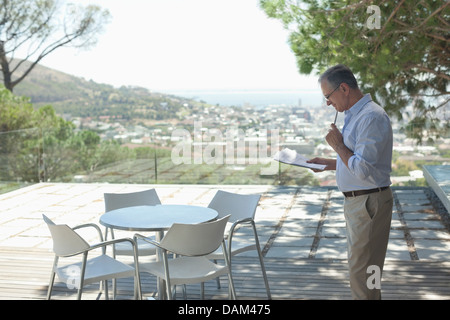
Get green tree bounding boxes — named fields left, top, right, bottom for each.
left=0, top=0, right=110, bottom=92
left=0, top=87, right=37, bottom=181
left=0, top=86, right=111, bottom=182
left=94, top=139, right=132, bottom=169
left=260, top=0, right=449, bottom=143
left=0, top=86, right=34, bottom=131
left=73, top=130, right=100, bottom=173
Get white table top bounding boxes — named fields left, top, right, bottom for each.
left=99, top=204, right=218, bottom=232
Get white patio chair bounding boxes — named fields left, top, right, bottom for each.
left=104, top=188, right=161, bottom=257
left=43, top=214, right=141, bottom=300
left=206, top=190, right=271, bottom=299
left=134, top=215, right=236, bottom=300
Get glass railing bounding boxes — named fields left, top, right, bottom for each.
left=2, top=125, right=441, bottom=195
left=0, top=127, right=320, bottom=194
left=0, top=128, right=41, bottom=194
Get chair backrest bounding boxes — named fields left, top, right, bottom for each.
left=208, top=190, right=261, bottom=222
left=160, top=215, right=230, bottom=256
left=42, top=214, right=90, bottom=257
left=104, top=188, right=161, bottom=212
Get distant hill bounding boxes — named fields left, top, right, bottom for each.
left=9, top=60, right=204, bottom=120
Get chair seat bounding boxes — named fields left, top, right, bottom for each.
left=206, top=240, right=257, bottom=260
left=114, top=238, right=157, bottom=256
left=140, top=256, right=229, bottom=285
left=55, top=255, right=135, bottom=288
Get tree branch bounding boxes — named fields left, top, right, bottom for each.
left=424, top=32, right=450, bottom=42
left=374, top=0, right=406, bottom=54
left=436, top=98, right=450, bottom=110
left=412, top=65, right=450, bottom=81
left=10, top=35, right=75, bottom=88
left=415, top=1, right=449, bottom=30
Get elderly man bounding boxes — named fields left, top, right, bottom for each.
left=308, top=64, right=393, bottom=299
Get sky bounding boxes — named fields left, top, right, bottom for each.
left=37, top=0, right=321, bottom=97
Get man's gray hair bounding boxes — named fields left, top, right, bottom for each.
left=319, top=64, right=359, bottom=89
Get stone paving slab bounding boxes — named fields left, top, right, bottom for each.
left=0, top=183, right=448, bottom=263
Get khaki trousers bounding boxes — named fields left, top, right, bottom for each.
left=344, top=187, right=393, bottom=300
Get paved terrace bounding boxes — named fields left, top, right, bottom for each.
left=0, top=182, right=449, bottom=300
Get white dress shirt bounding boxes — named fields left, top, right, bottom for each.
left=336, top=93, right=393, bottom=192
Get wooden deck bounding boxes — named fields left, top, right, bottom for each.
left=1, top=246, right=449, bottom=300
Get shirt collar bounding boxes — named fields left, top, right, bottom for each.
left=345, top=93, right=372, bottom=117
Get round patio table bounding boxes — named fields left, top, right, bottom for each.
left=99, top=204, right=218, bottom=299
left=100, top=204, right=218, bottom=232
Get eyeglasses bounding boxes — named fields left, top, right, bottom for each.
left=324, top=83, right=341, bottom=101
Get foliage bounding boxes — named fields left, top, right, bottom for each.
left=0, top=88, right=36, bottom=181
left=393, top=158, right=419, bottom=176
left=0, top=85, right=125, bottom=182
left=0, top=88, right=33, bottom=128
left=260, top=0, right=449, bottom=143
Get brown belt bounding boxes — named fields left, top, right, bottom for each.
left=343, top=186, right=389, bottom=198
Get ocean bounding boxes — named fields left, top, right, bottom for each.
left=165, top=89, right=324, bottom=108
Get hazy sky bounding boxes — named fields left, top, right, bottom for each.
left=38, top=0, right=320, bottom=94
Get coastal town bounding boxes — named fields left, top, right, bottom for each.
left=73, top=95, right=449, bottom=187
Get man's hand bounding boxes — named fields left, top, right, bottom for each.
left=326, top=123, right=344, bottom=151
left=325, top=123, right=354, bottom=168
left=307, top=157, right=336, bottom=172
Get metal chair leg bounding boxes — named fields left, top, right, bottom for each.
left=214, top=259, right=221, bottom=289
left=252, top=223, right=271, bottom=299
left=200, top=282, right=205, bottom=299
left=104, top=279, right=109, bottom=299
left=47, top=271, right=56, bottom=300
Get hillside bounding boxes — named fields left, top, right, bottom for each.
left=9, top=60, right=206, bottom=121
